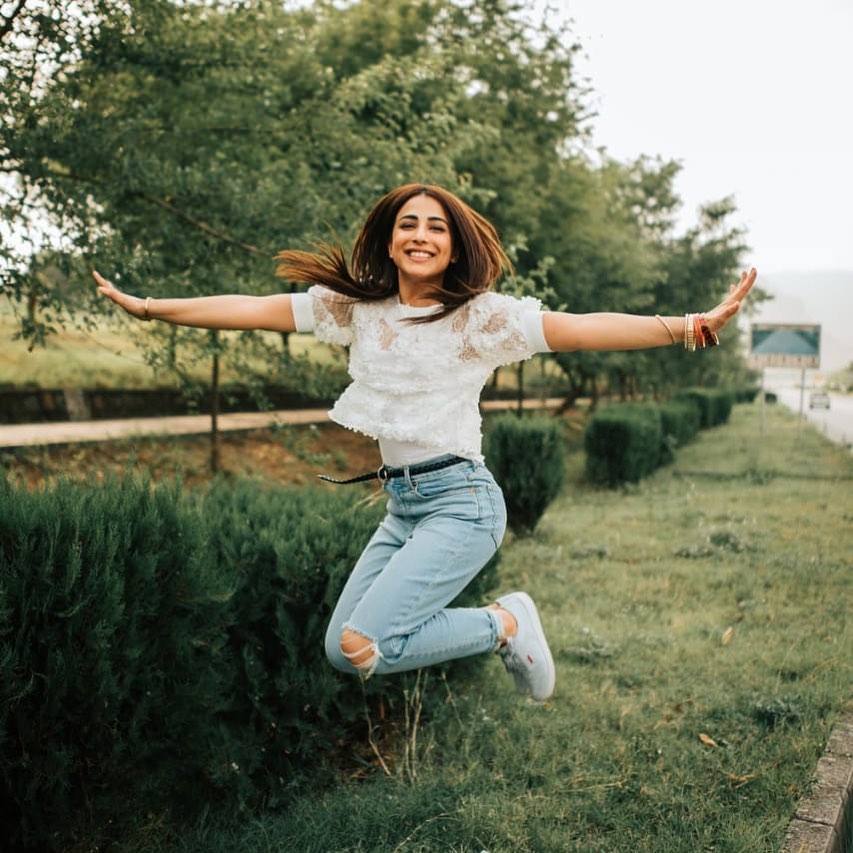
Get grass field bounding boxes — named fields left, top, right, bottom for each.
left=101, top=402, right=850, bottom=853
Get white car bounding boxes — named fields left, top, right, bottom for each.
left=809, top=391, right=831, bottom=410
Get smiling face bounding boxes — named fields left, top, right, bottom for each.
left=387, top=193, right=456, bottom=299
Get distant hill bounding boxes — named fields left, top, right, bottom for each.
left=747, top=270, right=852, bottom=372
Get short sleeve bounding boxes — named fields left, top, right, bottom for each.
left=304, top=285, right=357, bottom=347
left=457, top=292, right=550, bottom=368
left=290, top=293, right=314, bottom=333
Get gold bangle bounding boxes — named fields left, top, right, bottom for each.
left=684, top=313, right=695, bottom=351
left=655, top=314, right=677, bottom=345
left=143, top=296, right=152, bottom=321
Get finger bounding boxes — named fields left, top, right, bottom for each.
left=93, top=270, right=116, bottom=294
left=737, top=267, right=757, bottom=297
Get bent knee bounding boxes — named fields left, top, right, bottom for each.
left=339, top=628, right=381, bottom=677
left=324, top=627, right=350, bottom=672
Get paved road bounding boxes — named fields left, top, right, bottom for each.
left=0, top=398, right=565, bottom=449
left=764, top=383, right=853, bottom=450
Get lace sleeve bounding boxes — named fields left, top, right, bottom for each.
left=307, top=285, right=357, bottom=347
left=457, top=292, right=549, bottom=368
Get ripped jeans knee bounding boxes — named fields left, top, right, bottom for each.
left=338, top=627, right=382, bottom=678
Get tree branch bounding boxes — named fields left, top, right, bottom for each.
left=136, top=192, right=268, bottom=257
left=10, top=165, right=270, bottom=258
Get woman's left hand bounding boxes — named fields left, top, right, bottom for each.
left=703, top=267, right=758, bottom=333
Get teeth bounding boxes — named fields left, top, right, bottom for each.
left=408, top=251, right=433, bottom=258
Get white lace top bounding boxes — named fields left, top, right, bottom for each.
left=290, top=287, right=551, bottom=464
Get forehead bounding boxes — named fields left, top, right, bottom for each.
left=395, top=194, right=449, bottom=222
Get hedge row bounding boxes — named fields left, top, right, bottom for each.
left=584, top=388, right=738, bottom=486
left=0, top=476, right=498, bottom=850
left=485, top=414, right=565, bottom=535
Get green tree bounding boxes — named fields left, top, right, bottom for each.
left=2, top=0, right=490, bottom=467
left=3, top=0, right=754, bottom=433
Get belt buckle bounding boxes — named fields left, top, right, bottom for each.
left=377, top=465, right=389, bottom=482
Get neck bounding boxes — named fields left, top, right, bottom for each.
left=397, top=275, right=443, bottom=307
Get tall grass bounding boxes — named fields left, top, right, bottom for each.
left=120, top=402, right=851, bottom=852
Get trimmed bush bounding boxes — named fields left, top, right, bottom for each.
left=485, top=414, right=565, bottom=535
left=673, top=388, right=734, bottom=428
left=0, top=476, right=233, bottom=850
left=584, top=403, right=662, bottom=486
left=733, top=385, right=760, bottom=403
left=659, top=400, right=701, bottom=462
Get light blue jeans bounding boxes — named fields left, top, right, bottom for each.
left=324, top=456, right=507, bottom=676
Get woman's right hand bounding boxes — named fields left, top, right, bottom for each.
left=93, top=270, right=148, bottom=320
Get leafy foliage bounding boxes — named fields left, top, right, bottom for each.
left=485, top=414, right=565, bottom=534
left=2, top=0, right=755, bottom=407
left=674, top=387, right=734, bottom=429
left=584, top=403, right=663, bottom=486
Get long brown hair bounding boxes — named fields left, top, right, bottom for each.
left=274, top=184, right=512, bottom=322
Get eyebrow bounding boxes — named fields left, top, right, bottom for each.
left=399, top=213, right=449, bottom=225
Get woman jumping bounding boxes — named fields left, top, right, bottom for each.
left=94, top=182, right=756, bottom=702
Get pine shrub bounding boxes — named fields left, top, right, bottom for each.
left=584, top=403, right=662, bottom=486
left=193, top=479, right=387, bottom=809
left=485, top=415, right=565, bottom=535
left=0, top=476, right=233, bottom=850
left=1, top=474, right=504, bottom=847
left=195, top=479, right=502, bottom=808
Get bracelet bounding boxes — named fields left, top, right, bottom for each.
left=693, top=313, right=704, bottom=349
left=697, top=313, right=719, bottom=347
left=683, top=312, right=720, bottom=351
left=655, top=314, right=678, bottom=345
left=142, top=296, right=152, bottom=321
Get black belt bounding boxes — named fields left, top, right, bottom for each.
left=317, top=455, right=467, bottom=485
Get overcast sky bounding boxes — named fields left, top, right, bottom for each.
left=548, top=0, right=853, bottom=274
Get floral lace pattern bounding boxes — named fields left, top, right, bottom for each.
left=310, top=288, right=357, bottom=346
left=307, top=286, right=547, bottom=461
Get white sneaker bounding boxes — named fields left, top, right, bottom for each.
left=496, top=591, right=556, bottom=701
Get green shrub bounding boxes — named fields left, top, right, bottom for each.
left=193, top=480, right=389, bottom=810
left=733, top=385, right=760, bottom=403
left=659, top=400, right=701, bottom=462
left=584, top=403, right=662, bottom=486
left=485, top=414, right=565, bottom=535
left=0, top=475, right=503, bottom=848
left=673, top=388, right=734, bottom=428
left=0, top=476, right=232, bottom=850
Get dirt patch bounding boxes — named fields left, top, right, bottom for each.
left=0, top=422, right=382, bottom=491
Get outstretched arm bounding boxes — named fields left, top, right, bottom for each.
left=92, top=270, right=297, bottom=333
left=542, top=268, right=757, bottom=352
